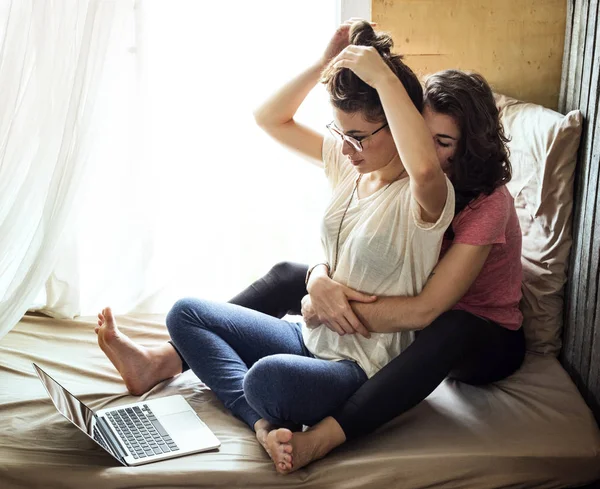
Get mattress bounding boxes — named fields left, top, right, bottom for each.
left=1, top=313, right=599, bottom=489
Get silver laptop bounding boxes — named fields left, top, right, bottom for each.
left=33, top=363, right=220, bottom=466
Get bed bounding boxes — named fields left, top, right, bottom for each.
left=0, top=313, right=598, bottom=489
left=1, top=96, right=600, bottom=488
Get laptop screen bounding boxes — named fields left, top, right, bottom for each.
left=33, top=363, right=95, bottom=437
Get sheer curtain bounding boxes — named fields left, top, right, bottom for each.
left=0, top=0, right=134, bottom=340
left=39, top=1, right=340, bottom=319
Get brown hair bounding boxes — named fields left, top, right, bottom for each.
left=321, top=21, right=423, bottom=122
left=424, top=70, right=512, bottom=215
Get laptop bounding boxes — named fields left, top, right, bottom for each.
left=32, top=362, right=220, bottom=466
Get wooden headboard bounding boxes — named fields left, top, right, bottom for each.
left=372, top=0, right=567, bottom=110
left=559, top=0, right=600, bottom=425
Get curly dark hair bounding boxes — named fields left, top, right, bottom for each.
left=424, top=70, right=512, bottom=216
left=320, top=20, right=423, bottom=120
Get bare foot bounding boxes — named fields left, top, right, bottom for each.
left=254, top=419, right=292, bottom=461
left=265, top=428, right=296, bottom=473
left=266, top=417, right=346, bottom=475
left=95, top=307, right=180, bottom=395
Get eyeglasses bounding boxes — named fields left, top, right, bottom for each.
left=326, top=121, right=389, bottom=152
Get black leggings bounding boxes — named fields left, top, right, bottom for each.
left=176, top=261, right=526, bottom=440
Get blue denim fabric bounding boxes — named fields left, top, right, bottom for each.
left=166, top=298, right=367, bottom=429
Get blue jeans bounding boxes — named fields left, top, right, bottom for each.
left=166, top=298, right=367, bottom=429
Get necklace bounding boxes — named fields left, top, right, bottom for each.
left=331, top=174, right=397, bottom=276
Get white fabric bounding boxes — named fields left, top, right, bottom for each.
left=0, top=0, right=133, bottom=340
left=303, top=135, right=455, bottom=377
left=39, top=0, right=338, bottom=319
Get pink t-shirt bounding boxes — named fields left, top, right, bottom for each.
left=439, top=186, right=523, bottom=330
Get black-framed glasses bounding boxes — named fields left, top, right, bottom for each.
left=326, top=121, right=389, bottom=152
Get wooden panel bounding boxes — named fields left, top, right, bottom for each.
left=560, top=0, right=600, bottom=424
left=372, top=0, right=567, bottom=109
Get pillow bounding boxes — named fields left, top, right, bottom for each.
left=495, top=94, right=582, bottom=356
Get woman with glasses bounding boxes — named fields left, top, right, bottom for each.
left=95, top=18, right=455, bottom=469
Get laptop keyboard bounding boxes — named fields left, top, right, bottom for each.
left=105, top=404, right=179, bottom=459
left=93, top=425, right=110, bottom=451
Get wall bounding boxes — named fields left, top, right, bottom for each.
left=559, top=0, right=600, bottom=425
left=372, top=0, right=567, bottom=110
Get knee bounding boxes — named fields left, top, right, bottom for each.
left=244, top=356, right=289, bottom=414
left=267, top=261, right=295, bottom=282
left=266, top=261, right=306, bottom=288
left=166, top=297, right=208, bottom=342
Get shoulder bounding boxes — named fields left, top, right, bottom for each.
left=456, top=186, right=512, bottom=225
left=452, top=186, right=513, bottom=245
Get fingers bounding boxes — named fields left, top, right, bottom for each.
left=332, top=45, right=358, bottom=61
left=345, top=289, right=377, bottom=303
left=337, top=317, right=357, bottom=335
left=323, top=320, right=347, bottom=336
left=324, top=315, right=369, bottom=338
left=330, top=46, right=367, bottom=69
left=346, top=313, right=371, bottom=339
left=322, top=306, right=360, bottom=336
left=332, top=60, right=349, bottom=72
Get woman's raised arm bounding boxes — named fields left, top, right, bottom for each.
left=253, top=20, right=374, bottom=166
left=331, top=45, right=449, bottom=222
left=253, top=60, right=326, bottom=165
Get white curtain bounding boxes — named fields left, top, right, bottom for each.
left=34, top=1, right=339, bottom=320
left=0, top=0, right=134, bottom=340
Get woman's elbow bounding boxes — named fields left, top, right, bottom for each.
left=253, top=110, right=290, bottom=132
left=253, top=108, right=269, bottom=128
left=413, top=304, right=440, bottom=330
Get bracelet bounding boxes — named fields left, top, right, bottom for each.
left=305, top=262, right=330, bottom=287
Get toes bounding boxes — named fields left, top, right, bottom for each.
left=283, top=444, right=293, bottom=454
left=275, top=428, right=293, bottom=444
left=103, top=307, right=116, bottom=328
left=276, top=460, right=293, bottom=475
left=276, top=442, right=290, bottom=456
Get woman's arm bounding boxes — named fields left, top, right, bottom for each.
left=302, top=242, right=492, bottom=332
left=254, top=21, right=367, bottom=165
left=253, top=61, right=325, bottom=165
left=352, top=243, right=492, bottom=332
left=331, top=47, right=448, bottom=221
left=305, top=264, right=376, bottom=338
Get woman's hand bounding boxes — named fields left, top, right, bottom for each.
left=322, top=18, right=377, bottom=65
left=301, top=295, right=320, bottom=328
left=331, top=45, right=393, bottom=89
left=304, top=275, right=376, bottom=338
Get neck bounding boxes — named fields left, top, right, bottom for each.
left=365, top=154, right=407, bottom=185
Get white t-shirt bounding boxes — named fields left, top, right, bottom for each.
left=302, top=135, right=455, bottom=378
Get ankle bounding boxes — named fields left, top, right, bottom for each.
left=152, top=343, right=183, bottom=378
left=309, top=417, right=346, bottom=454
left=254, top=419, right=270, bottom=433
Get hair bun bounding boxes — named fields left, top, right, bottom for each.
left=349, top=20, right=393, bottom=57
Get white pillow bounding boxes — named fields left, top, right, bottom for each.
left=495, top=94, right=582, bottom=355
